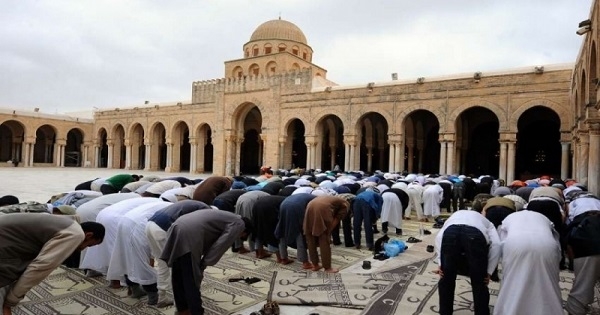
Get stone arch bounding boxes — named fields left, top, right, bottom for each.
left=194, top=122, right=213, bottom=173
left=129, top=123, right=145, bottom=170
left=509, top=99, right=570, bottom=132
left=265, top=61, right=277, bottom=75
left=396, top=105, right=445, bottom=134
left=33, top=124, right=58, bottom=164
left=515, top=106, right=562, bottom=178
left=402, top=110, right=440, bottom=174
left=0, top=120, right=25, bottom=163
left=249, top=63, right=260, bottom=76
left=172, top=120, right=191, bottom=172
left=110, top=124, right=126, bottom=168
left=96, top=127, right=109, bottom=168
left=232, top=66, right=243, bottom=78
left=264, top=42, right=272, bottom=54
left=309, top=108, right=348, bottom=135
left=291, top=63, right=300, bottom=71
left=351, top=109, right=393, bottom=135
left=64, top=128, right=85, bottom=167
left=356, top=112, right=389, bottom=172
left=314, top=114, right=344, bottom=171
left=281, top=118, right=306, bottom=169
left=447, top=100, right=506, bottom=132
left=230, top=102, right=266, bottom=133
left=238, top=106, right=263, bottom=174
left=148, top=121, right=167, bottom=170
left=455, top=106, right=500, bottom=176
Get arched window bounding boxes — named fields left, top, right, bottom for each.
left=232, top=66, right=243, bottom=78
left=266, top=61, right=277, bottom=74
left=264, top=43, right=272, bottom=54
left=249, top=64, right=260, bottom=76
left=302, top=51, right=307, bottom=60
left=292, top=45, right=299, bottom=55
left=278, top=44, right=287, bottom=52
left=252, top=45, right=259, bottom=57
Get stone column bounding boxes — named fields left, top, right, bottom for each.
left=349, top=144, right=356, bottom=171
left=94, top=145, right=100, bottom=168
left=279, top=140, right=285, bottom=169
left=388, top=143, right=396, bottom=172
left=234, top=137, right=242, bottom=175
left=258, top=134, right=264, bottom=168
left=407, top=145, right=414, bottom=172
left=366, top=146, right=373, bottom=172
left=561, top=142, right=570, bottom=180
left=82, top=145, right=89, bottom=167
left=330, top=145, right=336, bottom=171
left=225, top=136, right=234, bottom=176
left=439, top=141, right=447, bottom=175
left=60, top=144, right=65, bottom=167
left=499, top=142, right=508, bottom=181
left=197, top=137, right=206, bottom=173
left=506, top=141, right=516, bottom=183
left=164, top=142, right=173, bottom=172
left=306, top=142, right=313, bottom=170
left=144, top=143, right=151, bottom=171
left=107, top=141, right=114, bottom=169
left=344, top=142, right=350, bottom=171
left=572, top=138, right=578, bottom=179
left=188, top=137, right=197, bottom=174
left=446, top=140, right=455, bottom=175
left=587, top=124, right=600, bottom=195
left=124, top=140, right=132, bottom=170
left=23, top=143, right=30, bottom=167
left=395, top=141, right=403, bottom=173
left=579, top=133, right=589, bottom=186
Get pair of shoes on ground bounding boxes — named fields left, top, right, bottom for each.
left=407, top=237, right=422, bottom=243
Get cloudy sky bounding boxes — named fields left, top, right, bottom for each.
left=0, top=0, right=592, bottom=113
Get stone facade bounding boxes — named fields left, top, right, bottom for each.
left=2, top=4, right=600, bottom=195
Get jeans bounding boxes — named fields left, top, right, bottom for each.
left=332, top=211, right=353, bottom=246
left=452, top=185, right=465, bottom=212
left=438, top=225, right=490, bottom=315
left=353, top=199, right=376, bottom=248
left=172, top=253, right=204, bottom=315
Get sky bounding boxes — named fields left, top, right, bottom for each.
left=0, top=0, right=593, bottom=114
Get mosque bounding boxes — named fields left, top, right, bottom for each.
left=1, top=1, right=600, bottom=195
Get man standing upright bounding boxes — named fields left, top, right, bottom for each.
left=1, top=214, right=105, bottom=314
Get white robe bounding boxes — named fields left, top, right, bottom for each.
left=76, top=193, right=141, bottom=223
left=422, top=184, right=443, bottom=217
left=494, top=211, right=562, bottom=315
left=380, top=192, right=402, bottom=229
left=80, top=197, right=159, bottom=274
left=406, top=184, right=424, bottom=218
left=106, top=201, right=171, bottom=285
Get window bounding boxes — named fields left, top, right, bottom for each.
left=238, top=71, right=243, bottom=78
left=253, top=48, right=259, bottom=56
left=271, top=67, right=276, bottom=73
left=303, top=52, right=307, bottom=60
left=252, top=68, right=259, bottom=75
left=265, top=47, right=272, bottom=54
left=278, top=44, right=286, bottom=52
left=292, top=48, right=298, bottom=55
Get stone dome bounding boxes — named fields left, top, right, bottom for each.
left=249, top=19, right=307, bottom=45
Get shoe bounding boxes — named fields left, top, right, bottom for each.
left=156, top=290, right=174, bottom=308
left=146, top=291, right=158, bottom=305
left=395, top=229, right=403, bottom=236
left=85, top=269, right=103, bottom=277
left=130, top=285, right=147, bottom=299
left=345, top=243, right=355, bottom=248
left=423, top=229, right=432, bottom=235
left=426, top=245, right=434, bottom=253
left=362, top=260, right=372, bottom=270
left=407, top=237, right=422, bottom=243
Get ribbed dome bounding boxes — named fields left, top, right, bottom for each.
left=249, top=19, right=307, bottom=44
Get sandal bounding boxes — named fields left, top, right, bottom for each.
left=432, top=223, right=443, bottom=229
left=423, top=229, right=432, bottom=235
left=407, top=237, right=422, bottom=243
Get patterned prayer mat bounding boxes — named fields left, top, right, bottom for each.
left=360, top=258, right=600, bottom=315
left=12, top=217, right=432, bottom=315
left=267, top=259, right=429, bottom=308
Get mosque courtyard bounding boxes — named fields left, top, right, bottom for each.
left=1, top=167, right=599, bottom=315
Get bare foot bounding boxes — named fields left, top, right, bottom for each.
left=302, top=262, right=314, bottom=270
left=3, top=305, right=12, bottom=315
left=109, top=280, right=121, bottom=289
left=311, top=264, right=322, bottom=271
left=237, top=247, right=251, bottom=254
left=278, top=258, right=295, bottom=265
left=324, top=268, right=339, bottom=273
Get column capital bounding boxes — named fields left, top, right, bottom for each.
left=589, top=122, right=600, bottom=135
left=278, top=136, right=287, bottom=143
left=56, top=139, right=66, bottom=146
left=499, top=132, right=517, bottom=142
left=124, top=140, right=132, bottom=146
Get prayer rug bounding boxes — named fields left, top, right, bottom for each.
left=267, top=258, right=430, bottom=308
left=360, top=258, right=600, bottom=315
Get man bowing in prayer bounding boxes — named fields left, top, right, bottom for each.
left=1, top=214, right=105, bottom=315
left=160, top=210, right=253, bottom=315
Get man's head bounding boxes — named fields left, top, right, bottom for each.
left=240, top=217, right=254, bottom=241
left=79, top=222, right=105, bottom=250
